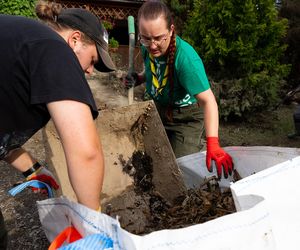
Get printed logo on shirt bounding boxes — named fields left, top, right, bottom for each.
left=174, top=93, right=193, bottom=107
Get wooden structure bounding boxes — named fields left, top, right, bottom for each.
left=54, top=0, right=145, bottom=20
left=53, top=0, right=145, bottom=45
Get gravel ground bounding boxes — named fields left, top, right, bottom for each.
left=0, top=131, right=50, bottom=249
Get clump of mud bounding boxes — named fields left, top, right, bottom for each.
left=113, top=150, right=236, bottom=234
left=121, top=150, right=153, bottom=193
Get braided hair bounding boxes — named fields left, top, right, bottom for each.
left=168, top=27, right=177, bottom=110
left=138, top=0, right=177, bottom=120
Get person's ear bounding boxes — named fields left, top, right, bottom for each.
left=67, top=30, right=82, bottom=49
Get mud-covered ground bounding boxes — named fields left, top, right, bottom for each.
left=0, top=132, right=50, bottom=249
left=0, top=71, right=299, bottom=249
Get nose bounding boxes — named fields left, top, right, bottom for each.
left=149, top=41, right=158, bottom=49
left=85, top=65, right=94, bottom=75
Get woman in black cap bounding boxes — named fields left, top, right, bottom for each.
left=0, top=1, right=115, bottom=247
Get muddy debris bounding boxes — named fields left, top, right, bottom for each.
left=147, top=180, right=236, bottom=232
left=115, top=150, right=237, bottom=235
left=120, top=151, right=153, bottom=193
left=130, top=106, right=152, bottom=151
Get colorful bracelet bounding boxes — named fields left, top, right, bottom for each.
left=22, top=162, right=42, bottom=177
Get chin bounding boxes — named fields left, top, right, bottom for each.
left=150, top=51, right=163, bottom=57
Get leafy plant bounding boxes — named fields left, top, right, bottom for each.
left=109, top=37, right=119, bottom=49
left=184, top=0, right=290, bottom=119
left=0, top=0, right=36, bottom=17
left=102, top=20, right=114, bottom=31
left=164, top=0, right=194, bottom=35
left=279, top=0, right=300, bottom=88
left=103, top=20, right=119, bottom=50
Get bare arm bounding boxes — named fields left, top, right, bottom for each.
left=195, top=88, right=219, bottom=137
left=47, top=100, right=104, bottom=210
left=4, top=148, right=36, bottom=171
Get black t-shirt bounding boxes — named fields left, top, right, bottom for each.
left=0, top=15, right=99, bottom=159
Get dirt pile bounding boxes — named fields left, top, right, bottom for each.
left=105, top=150, right=237, bottom=235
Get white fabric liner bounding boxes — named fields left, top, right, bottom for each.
left=38, top=146, right=300, bottom=250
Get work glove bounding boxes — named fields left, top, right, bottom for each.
left=124, top=72, right=138, bottom=89
left=206, top=137, right=234, bottom=179
left=23, top=162, right=59, bottom=195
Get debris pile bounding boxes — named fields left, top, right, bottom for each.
left=118, top=150, right=236, bottom=234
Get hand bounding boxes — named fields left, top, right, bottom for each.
left=24, top=163, right=59, bottom=194
left=206, top=137, right=234, bottom=179
left=124, top=72, right=138, bottom=89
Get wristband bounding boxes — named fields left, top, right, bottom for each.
left=22, top=162, right=42, bottom=178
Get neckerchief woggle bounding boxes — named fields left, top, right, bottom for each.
left=149, top=54, right=169, bottom=96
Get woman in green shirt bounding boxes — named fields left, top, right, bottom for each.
left=127, top=0, right=233, bottom=179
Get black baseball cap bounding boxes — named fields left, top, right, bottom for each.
left=57, top=8, right=116, bottom=72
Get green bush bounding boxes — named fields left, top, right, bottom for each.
left=0, top=0, right=36, bottom=17
left=279, top=0, right=300, bottom=88
left=102, top=20, right=114, bottom=31
left=109, top=37, right=119, bottom=49
left=184, top=0, right=290, bottom=119
left=164, top=0, right=194, bottom=35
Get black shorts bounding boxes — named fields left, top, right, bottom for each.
left=0, top=130, right=36, bottom=160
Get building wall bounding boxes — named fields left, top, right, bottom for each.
left=54, top=0, right=143, bottom=20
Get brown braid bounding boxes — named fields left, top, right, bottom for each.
left=166, top=28, right=177, bottom=121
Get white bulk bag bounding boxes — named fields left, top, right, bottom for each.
left=38, top=146, right=300, bottom=250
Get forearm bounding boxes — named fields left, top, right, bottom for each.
left=4, top=148, right=36, bottom=172
left=196, top=89, right=219, bottom=137
left=66, top=146, right=104, bottom=210
left=203, top=99, right=219, bottom=137
left=47, top=100, right=105, bottom=210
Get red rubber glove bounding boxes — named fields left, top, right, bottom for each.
left=206, top=137, right=234, bottom=179
left=25, top=164, right=59, bottom=195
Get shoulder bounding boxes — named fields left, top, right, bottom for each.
left=174, top=36, right=206, bottom=73
left=1, top=14, right=65, bottom=47
left=1, top=14, right=70, bottom=60
left=175, top=36, right=200, bottom=61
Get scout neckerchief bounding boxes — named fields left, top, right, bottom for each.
left=149, top=54, right=168, bottom=96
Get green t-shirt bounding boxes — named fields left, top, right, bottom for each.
left=142, top=36, right=210, bottom=107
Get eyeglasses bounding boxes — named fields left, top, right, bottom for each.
left=138, top=32, right=169, bottom=47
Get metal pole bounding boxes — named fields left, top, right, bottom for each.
left=127, top=16, right=135, bottom=105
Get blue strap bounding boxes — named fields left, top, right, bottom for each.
left=8, top=180, right=54, bottom=198
left=59, top=233, right=113, bottom=250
